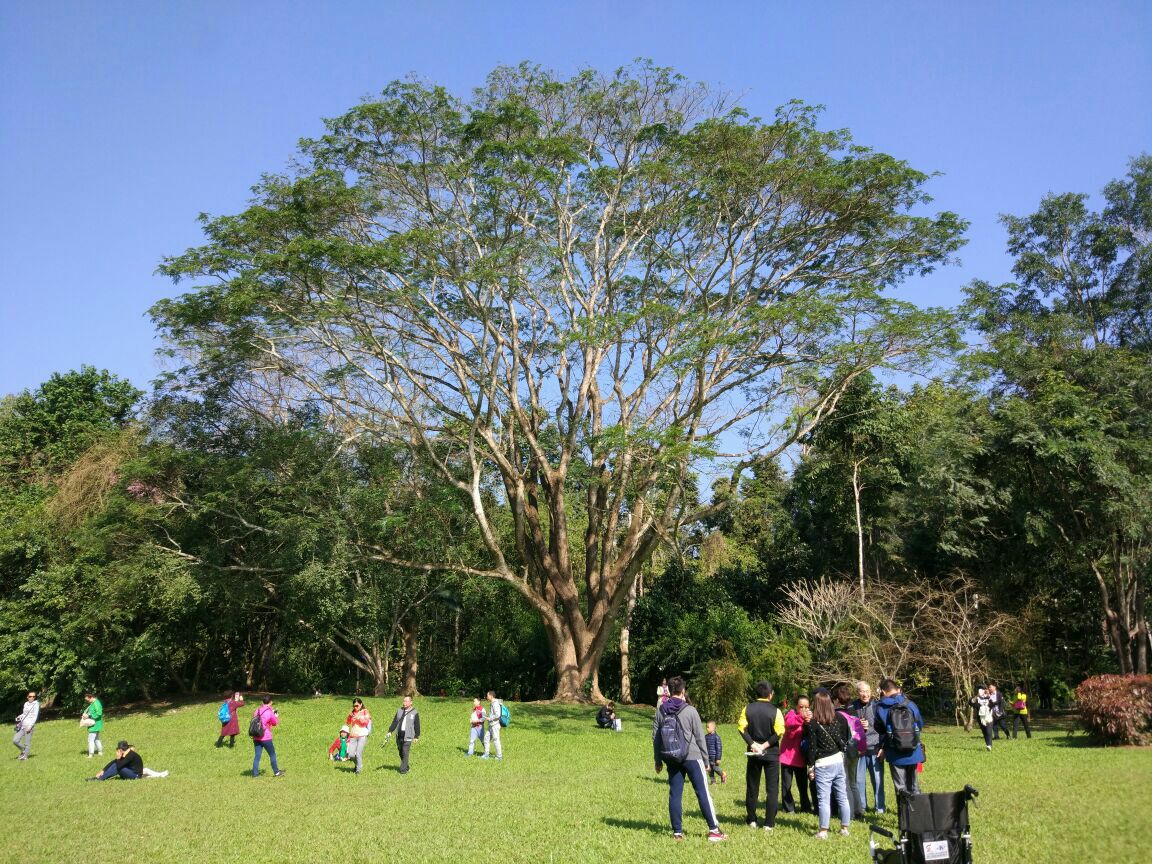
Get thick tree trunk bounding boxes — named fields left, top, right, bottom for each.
left=401, top=623, right=420, bottom=696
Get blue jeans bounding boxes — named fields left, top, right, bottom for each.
left=467, top=726, right=483, bottom=755
left=814, top=757, right=851, bottom=830
left=252, top=739, right=279, bottom=776
left=855, top=752, right=886, bottom=811
left=98, top=764, right=139, bottom=780
left=664, top=758, right=719, bottom=835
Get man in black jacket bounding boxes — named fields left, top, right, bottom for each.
left=738, top=681, right=785, bottom=830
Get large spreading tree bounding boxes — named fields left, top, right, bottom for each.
left=154, top=62, right=965, bottom=700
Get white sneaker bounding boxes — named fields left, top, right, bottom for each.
left=158, top=770, right=169, bottom=778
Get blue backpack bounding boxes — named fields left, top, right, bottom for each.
left=217, top=701, right=231, bottom=724
left=499, top=702, right=510, bottom=728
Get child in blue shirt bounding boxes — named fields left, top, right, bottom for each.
left=705, top=721, right=727, bottom=784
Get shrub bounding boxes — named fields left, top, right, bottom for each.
left=689, top=658, right=750, bottom=724
left=1075, top=674, right=1152, bottom=746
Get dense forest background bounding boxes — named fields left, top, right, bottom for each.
left=2, top=68, right=1148, bottom=721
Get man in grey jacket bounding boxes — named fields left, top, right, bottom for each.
left=386, top=695, right=420, bottom=775
left=652, top=677, right=727, bottom=842
left=13, top=691, right=39, bottom=760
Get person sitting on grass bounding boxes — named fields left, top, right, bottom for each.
left=328, top=725, right=351, bottom=761
left=596, top=702, right=622, bottom=731
left=87, top=741, right=168, bottom=781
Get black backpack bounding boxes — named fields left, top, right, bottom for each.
left=657, top=710, right=690, bottom=762
left=886, top=699, right=920, bottom=753
left=248, top=710, right=265, bottom=739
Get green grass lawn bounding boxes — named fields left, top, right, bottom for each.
left=1, top=697, right=1148, bottom=863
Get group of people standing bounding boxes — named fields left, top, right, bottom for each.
left=466, top=691, right=504, bottom=759
left=969, top=683, right=1031, bottom=749
left=652, top=676, right=927, bottom=842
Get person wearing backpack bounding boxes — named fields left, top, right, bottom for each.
left=806, top=688, right=853, bottom=840
left=874, top=678, right=924, bottom=797
left=651, top=676, right=727, bottom=842
left=215, top=691, right=244, bottom=748
left=738, top=680, right=785, bottom=830
left=482, top=690, right=503, bottom=760
left=250, top=696, right=284, bottom=778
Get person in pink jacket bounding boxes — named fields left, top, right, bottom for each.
left=780, top=695, right=813, bottom=813
left=250, top=696, right=284, bottom=778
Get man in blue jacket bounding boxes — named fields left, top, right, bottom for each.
left=874, top=678, right=924, bottom=797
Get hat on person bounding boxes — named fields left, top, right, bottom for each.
left=339, top=725, right=350, bottom=734
left=116, top=740, right=132, bottom=750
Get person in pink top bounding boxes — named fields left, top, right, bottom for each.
left=780, top=695, right=813, bottom=814
left=345, top=697, right=372, bottom=774
left=250, top=696, right=284, bottom=778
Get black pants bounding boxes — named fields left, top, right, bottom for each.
left=978, top=722, right=993, bottom=747
left=780, top=763, right=811, bottom=813
left=397, top=739, right=412, bottom=773
left=1012, top=714, right=1032, bottom=738
left=992, top=715, right=1011, bottom=739
left=745, top=756, right=780, bottom=827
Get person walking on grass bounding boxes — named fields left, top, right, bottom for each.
left=386, top=695, right=420, bottom=774
left=13, top=690, right=39, bottom=760
left=250, top=696, right=284, bottom=778
left=806, top=688, right=853, bottom=841
left=467, top=698, right=485, bottom=755
left=652, top=676, right=727, bottom=843
left=875, top=678, right=924, bottom=797
left=1011, top=684, right=1032, bottom=739
left=82, top=692, right=104, bottom=758
left=851, top=681, right=885, bottom=814
left=970, top=687, right=995, bottom=751
left=987, top=683, right=1011, bottom=741
left=738, top=680, right=784, bottom=831
left=482, top=690, right=503, bottom=760
left=216, top=690, right=244, bottom=748
left=346, top=697, right=372, bottom=774
left=780, top=694, right=813, bottom=814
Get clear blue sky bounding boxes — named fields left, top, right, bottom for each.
left=2, top=1, right=1149, bottom=397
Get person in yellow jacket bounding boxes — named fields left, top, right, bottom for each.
left=738, top=681, right=786, bottom=830
left=1011, top=685, right=1032, bottom=739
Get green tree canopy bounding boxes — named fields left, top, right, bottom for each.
left=153, top=61, right=965, bottom=699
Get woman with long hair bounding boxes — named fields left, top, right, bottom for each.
left=346, top=697, right=372, bottom=774
left=805, top=688, right=852, bottom=840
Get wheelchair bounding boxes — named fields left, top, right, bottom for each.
left=869, top=785, right=978, bottom=864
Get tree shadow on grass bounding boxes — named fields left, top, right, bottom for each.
left=1046, top=733, right=1099, bottom=748
left=603, top=817, right=666, bottom=835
